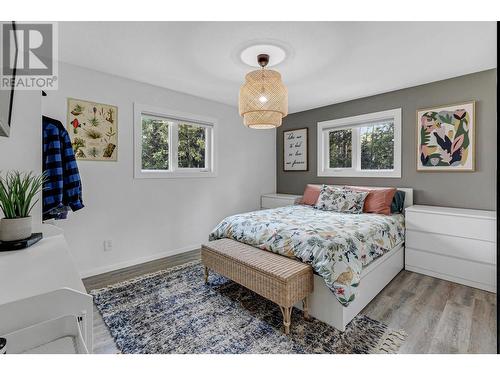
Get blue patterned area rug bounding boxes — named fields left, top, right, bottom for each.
left=91, top=261, right=406, bottom=354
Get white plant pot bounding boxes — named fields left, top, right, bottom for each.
left=0, top=217, right=32, bottom=242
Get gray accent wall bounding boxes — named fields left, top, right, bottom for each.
left=277, top=69, right=497, bottom=210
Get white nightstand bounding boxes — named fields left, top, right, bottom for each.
left=405, top=205, right=496, bottom=292
left=261, top=193, right=302, bottom=209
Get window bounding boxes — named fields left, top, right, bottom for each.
left=134, top=104, right=216, bottom=178
left=141, top=115, right=170, bottom=170
left=360, top=121, right=394, bottom=170
left=329, top=129, right=352, bottom=168
left=317, top=108, right=401, bottom=178
left=177, top=123, right=207, bottom=169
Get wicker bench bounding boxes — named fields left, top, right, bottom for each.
left=201, top=239, right=313, bottom=334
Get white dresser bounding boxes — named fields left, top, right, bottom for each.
left=405, top=205, right=496, bottom=292
left=0, top=234, right=93, bottom=353
left=261, top=193, right=302, bottom=209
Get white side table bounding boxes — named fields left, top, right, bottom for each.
left=261, top=193, right=302, bottom=209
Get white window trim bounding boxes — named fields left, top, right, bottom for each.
left=134, top=103, right=217, bottom=179
left=317, top=108, right=402, bottom=178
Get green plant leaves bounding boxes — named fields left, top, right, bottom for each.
left=0, top=171, right=47, bottom=219
left=420, top=125, right=430, bottom=145
left=439, top=113, right=453, bottom=124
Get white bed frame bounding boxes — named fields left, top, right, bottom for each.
left=294, top=186, right=413, bottom=332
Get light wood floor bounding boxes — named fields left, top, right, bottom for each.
left=83, top=250, right=497, bottom=354
left=361, top=270, right=496, bottom=353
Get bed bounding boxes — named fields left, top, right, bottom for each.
left=209, top=186, right=413, bottom=331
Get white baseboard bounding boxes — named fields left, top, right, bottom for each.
left=80, top=244, right=200, bottom=279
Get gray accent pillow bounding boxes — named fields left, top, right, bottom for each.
left=314, top=185, right=369, bottom=214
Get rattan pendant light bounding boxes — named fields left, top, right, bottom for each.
left=239, top=54, right=288, bottom=129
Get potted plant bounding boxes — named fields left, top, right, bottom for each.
left=0, top=171, right=46, bottom=242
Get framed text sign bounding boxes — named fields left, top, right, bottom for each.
left=283, top=128, right=308, bottom=171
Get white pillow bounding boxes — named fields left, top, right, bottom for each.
left=314, top=185, right=368, bottom=213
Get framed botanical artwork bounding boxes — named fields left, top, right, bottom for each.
left=67, top=98, right=118, bottom=161
left=283, top=128, right=308, bottom=171
left=416, top=101, right=475, bottom=172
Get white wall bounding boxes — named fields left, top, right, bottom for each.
left=42, top=63, right=276, bottom=277
left=0, top=91, right=43, bottom=228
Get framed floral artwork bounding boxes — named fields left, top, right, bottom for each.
left=67, top=98, right=118, bottom=161
left=416, top=101, right=475, bottom=172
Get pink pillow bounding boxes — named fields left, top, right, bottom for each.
left=300, top=184, right=321, bottom=205
left=345, top=186, right=397, bottom=215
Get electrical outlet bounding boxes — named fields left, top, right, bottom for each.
left=104, top=240, right=113, bottom=251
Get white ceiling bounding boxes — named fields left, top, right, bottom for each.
left=58, top=22, right=496, bottom=113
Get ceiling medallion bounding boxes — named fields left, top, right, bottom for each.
left=238, top=53, right=288, bottom=129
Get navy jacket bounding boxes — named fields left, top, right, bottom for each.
left=42, top=116, right=84, bottom=220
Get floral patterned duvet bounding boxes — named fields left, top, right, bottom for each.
left=209, top=205, right=405, bottom=306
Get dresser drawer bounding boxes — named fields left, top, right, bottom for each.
left=406, top=248, right=496, bottom=292
left=406, top=230, right=496, bottom=265
left=406, top=211, right=495, bottom=242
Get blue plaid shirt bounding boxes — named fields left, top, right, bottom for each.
left=42, top=116, right=84, bottom=220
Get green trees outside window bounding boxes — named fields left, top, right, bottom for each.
left=141, top=118, right=207, bottom=170
left=329, top=129, right=352, bottom=168
left=141, top=118, right=170, bottom=170
left=360, top=122, right=394, bottom=170
left=178, top=124, right=206, bottom=168
left=328, top=122, right=394, bottom=170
